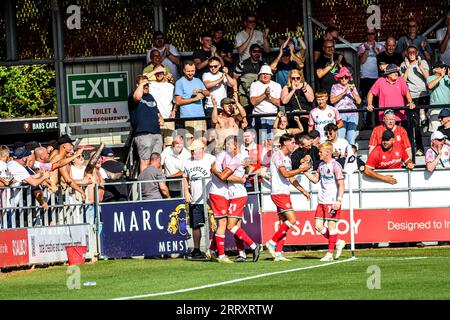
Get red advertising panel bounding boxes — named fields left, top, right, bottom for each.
left=0, top=229, right=29, bottom=268
left=261, top=208, right=450, bottom=245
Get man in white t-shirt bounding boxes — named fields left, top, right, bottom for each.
left=161, top=135, right=190, bottom=198
left=147, top=31, right=181, bottom=81
left=425, top=131, right=450, bottom=173
left=250, top=64, right=282, bottom=137
left=265, top=133, right=311, bottom=262
left=437, top=11, right=450, bottom=66
left=324, top=123, right=349, bottom=159
left=183, top=139, right=216, bottom=259
left=308, top=89, right=343, bottom=142
left=0, top=145, right=12, bottom=187
left=234, top=13, right=270, bottom=62
left=202, top=56, right=237, bottom=128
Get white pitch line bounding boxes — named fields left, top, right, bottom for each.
left=112, top=258, right=355, bottom=300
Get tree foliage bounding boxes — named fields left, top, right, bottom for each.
left=0, top=65, right=57, bottom=118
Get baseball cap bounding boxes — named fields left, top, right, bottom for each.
left=25, top=141, right=41, bottom=152
left=438, top=108, right=450, bottom=119
left=101, top=147, right=114, bottom=157
left=249, top=43, right=262, bottom=52
left=58, top=134, right=74, bottom=146
left=384, top=64, right=400, bottom=75
left=382, top=130, right=395, bottom=141
left=220, top=97, right=235, bottom=106
left=13, top=147, right=31, bottom=159
left=309, top=130, right=320, bottom=139
left=383, top=109, right=395, bottom=116
left=282, top=48, right=290, bottom=56
left=258, top=64, right=273, bottom=76
left=434, top=62, right=448, bottom=69
left=431, top=131, right=447, bottom=140
left=188, top=139, right=205, bottom=151
left=101, top=160, right=125, bottom=174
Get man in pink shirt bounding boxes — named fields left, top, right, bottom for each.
left=367, top=63, right=415, bottom=124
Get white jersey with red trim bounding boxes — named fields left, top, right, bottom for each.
left=317, top=159, right=344, bottom=204
left=270, top=150, right=292, bottom=195
left=227, top=153, right=247, bottom=199
left=209, top=150, right=232, bottom=199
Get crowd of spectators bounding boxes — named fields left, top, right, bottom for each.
left=2, top=11, right=450, bottom=229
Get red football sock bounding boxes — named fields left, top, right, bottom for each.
left=328, top=230, right=338, bottom=253
left=209, top=233, right=217, bottom=251
left=234, top=234, right=245, bottom=252
left=275, top=234, right=286, bottom=253
left=231, top=226, right=255, bottom=247
left=271, top=221, right=292, bottom=243
left=216, top=234, right=226, bottom=256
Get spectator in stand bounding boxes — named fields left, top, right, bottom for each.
left=396, top=19, right=432, bottom=62
left=129, top=75, right=165, bottom=173
left=193, top=32, right=218, bottom=79
left=323, top=123, right=349, bottom=159
left=148, top=31, right=181, bottom=81
left=368, top=109, right=412, bottom=159
left=203, top=56, right=237, bottom=128
left=359, top=28, right=384, bottom=128
left=367, top=64, right=415, bottom=125
left=100, top=148, right=128, bottom=202
left=366, top=130, right=415, bottom=170
left=280, top=69, right=314, bottom=130
left=0, top=145, right=12, bottom=188
left=143, top=49, right=173, bottom=83
left=273, top=111, right=304, bottom=139
left=438, top=108, right=450, bottom=143
left=330, top=67, right=361, bottom=145
left=211, top=24, right=234, bottom=70
left=308, top=89, right=343, bottom=142
left=174, top=61, right=210, bottom=138
left=147, top=65, right=176, bottom=145
left=426, top=131, right=450, bottom=172
left=291, top=134, right=320, bottom=171
left=138, top=152, right=171, bottom=200
left=313, top=25, right=339, bottom=63
left=211, top=95, right=247, bottom=146
left=234, top=43, right=265, bottom=121
left=337, top=144, right=397, bottom=184
left=377, top=36, right=403, bottom=76
left=250, top=65, right=282, bottom=137
left=161, top=135, right=190, bottom=198
left=183, top=139, right=216, bottom=259
left=437, top=11, right=450, bottom=66
left=315, top=40, right=353, bottom=95
left=400, top=44, right=429, bottom=155
left=427, top=63, right=450, bottom=132
left=235, top=13, right=270, bottom=62
left=309, top=129, right=321, bottom=147
left=270, top=35, right=305, bottom=88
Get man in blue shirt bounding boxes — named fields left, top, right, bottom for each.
left=129, top=74, right=164, bottom=173
left=174, top=61, right=210, bottom=137
left=396, top=19, right=432, bottom=62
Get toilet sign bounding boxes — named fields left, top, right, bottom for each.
left=67, top=72, right=130, bottom=129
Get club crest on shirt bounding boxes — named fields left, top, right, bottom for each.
left=397, top=135, right=401, bottom=141
left=382, top=155, right=386, bottom=159
left=395, top=152, right=399, bottom=157
left=445, top=152, right=449, bottom=156
left=286, top=202, right=291, bottom=208
left=328, top=113, right=332, bottom=118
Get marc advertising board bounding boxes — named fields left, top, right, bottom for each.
left=66, top=72, right=129, bottom=129
left=261, top=208, right=450, bottom=244
left=100, top=199, right=189, bottom=258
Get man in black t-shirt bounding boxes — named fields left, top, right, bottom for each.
left=212, top=24, right=234, bottom=71
left=313, top=25, right=339, bottom=63
left=376, top=36, right=403, bottom=77
left=438, top=108, right=450, bottom=145
left=193, top=32, right=219, bottom=79
left=291, top=134, right=320, bottom=171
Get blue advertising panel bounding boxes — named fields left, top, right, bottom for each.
left=100, top=199, right=189, bottom=258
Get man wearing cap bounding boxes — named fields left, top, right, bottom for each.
left=99, top=148, right=128, bottom=202
left=367, top=63, right=415, bottom=125
left=129, top=75, right=165, bottom=173
left=366, top=130, right=415, bottom=170
left=425, top=131, right=450, bottom=173
left=211, top=95, right=247, bottom=142
left=183, top=139, right=216, bottom=259
left=438, top=108, right=450, bottom=143
left=202, top=56, right=237, bottom=128
left=143, top=49, right=173, bottom=83
left=427, top=64, right=450, bottom=132
left=249, top=64, right=282, bottom=136
left=369, top=109, right=412, bottom=159
left=234, top=43, right=265, bottom=119
left=234, top=13, right=270, bottom=63
left=160, top=135, right=190, bottom=198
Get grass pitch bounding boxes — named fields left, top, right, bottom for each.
left=1, top=246, right=450, bottom=300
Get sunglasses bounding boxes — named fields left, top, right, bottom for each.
left=325, top=132, right=334, bottom=136
left=252, top=50, right=261, bottom=53
left=407, top=51, right=417, bottom=55
left=209, top=64, right=220, bottom=68
left=291, top=77, right=301, bottom=80
left=435, top=138, right=445, bottom=142
left=340, top=76, right=350, bottom=80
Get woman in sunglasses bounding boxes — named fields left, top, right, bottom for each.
left=280, top=69, right=314, bottom=129
left=329, top=67, right=361, bottom=144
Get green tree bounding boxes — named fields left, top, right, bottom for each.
left=0, top=65, right=56, bottom=118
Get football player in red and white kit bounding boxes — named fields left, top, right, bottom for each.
left=211, top=135, right=261, bottom=263
left=304, top=141, right=346, bottom=261
left=265, top=133, right=311, bottom=262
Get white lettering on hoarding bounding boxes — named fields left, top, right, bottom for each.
left=143, top=210, right=151, bottom=230
left=388, top=220, right=431, bottom=231
left=158, top=240, right=188, bottom=253
left=129, top=211, right=139, bottom=232
left=12, top=239, right=27, bottom=256
left=114, top=212, right=125, bottom=232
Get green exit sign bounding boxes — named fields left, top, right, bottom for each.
left=67, top=71, right=129, bottom=105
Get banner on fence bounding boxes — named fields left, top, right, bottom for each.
left=100, top=199, right=189, bottom=258
left=28, top=224, right=93, bottom=264
left=0, top=229, right=29, bottom=268
left=261, top=208, right=450, bottom=244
